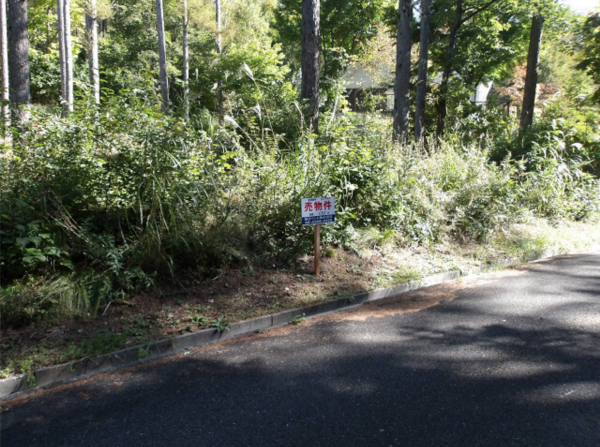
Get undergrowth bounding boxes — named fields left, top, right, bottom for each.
left=1, top=94, right=599, bottom=328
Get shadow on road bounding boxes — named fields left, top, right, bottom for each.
left=3, top=253, right=600, bottom=446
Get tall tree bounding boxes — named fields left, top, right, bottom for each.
left=393, top=0, right=413, bottom=141
left=57, top=0, right=73, bottom=113
left=156, top=0, right=169, bottom=112
left=275, top=0, right=389, bottom=81
left=577, top=12, right=600, bottom=103
left=415, top=0, right=430, bottom=142
left=215, top=0, right=222, bottom=117
left=0, top=0, right=9, bottom=129
left=86, top=0, right=100, bottom=104
left=56, top=0, right=66, bottom=106
left=301, top=0, right=320, bottom=133
left=520, top=14, right=544, bottom=134
left=182, top=0, right=189, bottom=122
left=435, top=0, right=501, bottom=137
left=7, top=0, right=30, bottom=124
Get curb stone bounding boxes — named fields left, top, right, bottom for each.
left=0, top=248, right=572, bottom=400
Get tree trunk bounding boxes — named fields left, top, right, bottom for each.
left=57, top=0, right=73, bottom=113
left=56, top=0, right=66, bottom=104
left=215, top=0, right=223, bottom=119
left=520, top=14, right=544, bottom=134
left=85, top=0, right=100, bottom=104
left=215, top=0, right=222, bottom=54
left=7, top=0, right=30, bottom=124
left=156, top=0, right=169, bottom=112
left=183, top=0, right=189, bottom=123
left=0, top=0, right=10, bottom=130
left=393, top=0, right=413, bottom=142
left=64, top=0, right=73, bottom=111
left=435, top=0, right=463, bottom=138
left=301, top=0, right=320, bottom=134
left=415, top=0, right=431, bottom=142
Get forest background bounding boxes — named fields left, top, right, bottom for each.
left=1, top=0, right=600, bottom=377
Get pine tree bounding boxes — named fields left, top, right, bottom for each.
left=86, top=0, right=100, bottom=104
left=156, top=0, right=169, bottom=112
left=520, top=14, right=544, bottom=134
left=183, top=0, right=189, bottom=122
left=0, top=0, right=9, bottom=130
left=415, top=0, right=431, bottom=142
left=7, top=0, right=30, bottom=124
left=393, top=0, right=413, bottom=142
left=301, top=0, right=320, bottom=133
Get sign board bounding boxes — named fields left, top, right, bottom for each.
left=301, top=197, right=335, bottom=226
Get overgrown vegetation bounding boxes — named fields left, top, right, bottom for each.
left=2, top=0, right=600, bottom=379
left=2, top=101, right=599, bottom=328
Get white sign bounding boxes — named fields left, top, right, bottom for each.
left=301, top=197, right=335, bottom=226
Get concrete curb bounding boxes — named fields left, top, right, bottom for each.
left=0, top=249, right=568, bottom=400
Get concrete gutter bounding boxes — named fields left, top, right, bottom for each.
left=0, top=248, right=568, bottom=400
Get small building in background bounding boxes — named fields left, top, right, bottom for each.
left=342, top=65, right=394, bottom=112
left=470, top=81, right=494, bottom=107
left=342, top=65, right=496, bottom=113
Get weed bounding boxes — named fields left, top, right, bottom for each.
left=190, top=314, right=210, bottom=327
left=290, top=314, right=306, bottom=325
left=68, top=331, right=127, bottom=359
left=375, top=266, right=423, bottom=288
left=346, top=265, right=364, bottom=276
left=137, top=347, right=150, bottom=360
left=323, top=247, right=337, bottom=258
left=25, top=374, right=36, bottom=389
left=242, top=265, right=255, bottom=276
left=211, top=316, right=230, bottom=333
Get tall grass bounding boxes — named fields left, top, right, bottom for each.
left=1, top=97, right=599, bottom=326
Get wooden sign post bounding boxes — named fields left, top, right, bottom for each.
left=314, top=224, right=320, bottom=276
left=301, top=197, right=335, bottom=277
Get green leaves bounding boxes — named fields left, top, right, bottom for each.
left=577, top=13, right=600, bottom=103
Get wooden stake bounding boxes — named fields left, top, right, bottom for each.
left=314, top=224, right=320, bottom=276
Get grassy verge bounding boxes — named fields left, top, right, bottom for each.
left=2, top=216, right=598, bottom=380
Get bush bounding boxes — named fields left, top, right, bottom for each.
left=2, top=100, right=599, bottom=327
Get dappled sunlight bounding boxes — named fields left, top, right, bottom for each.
left=522, top=381, right=600, bottom=404
left=5, top=253, right=600, bottom=446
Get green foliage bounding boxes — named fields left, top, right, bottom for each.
left=5, top=0, right=600, bottom=334
left=578, top=12, right=600, bottom=103
left=67, top=331, right=127, bottom=359
left=211, top=316, right=230, bottom=332
left=273, top=0, right=393, bottom=81
left=289, top=314, right=306, bottom=325
left=3, top=102, right=599, bottom=330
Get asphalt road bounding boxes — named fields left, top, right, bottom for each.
left=2, top=252, right=600, bottom=447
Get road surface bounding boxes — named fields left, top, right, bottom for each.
left=2, top=252, right=600, bottom=446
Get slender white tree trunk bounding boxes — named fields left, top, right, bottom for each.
left=7, top=0, right=30, bottom=124
left=0, top=0, right=10, bottom=130
left=215, top=0, right=223, bottom=118
left=156, top=0, right=169, bottom=112
left=57, top=0, right=73, bottom=113
left=85, top=0, right=100, bottom=104
left=415, top=0, right=431, bottom=143
left=64, top=0, right=73, bottom=111
left=183, top=0, right=189, bottom=122
left=56, top=0, right=66, bottom=103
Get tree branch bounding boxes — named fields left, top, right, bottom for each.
left=460, top=0, right=502, bottom=25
